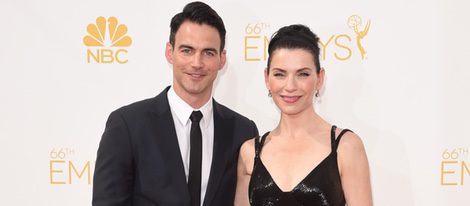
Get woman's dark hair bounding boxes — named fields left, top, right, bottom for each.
left=267, top=24, right=321, bottom=73
left=169, top=1, right=226, bottom=51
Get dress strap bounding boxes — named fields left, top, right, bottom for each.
left=254, top=136, right=260, bottom=158
left=255, top=132, right=270, bottom=158
left=330, top=125, right=353, bottom=151
left=330, top=125, right=338, bottom=151
left=335, top=129, right=352, bottom=147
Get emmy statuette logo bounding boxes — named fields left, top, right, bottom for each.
left=348, top=15, right=371, bottom=60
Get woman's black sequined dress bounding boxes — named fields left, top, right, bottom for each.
left=248, top=125, right=350, bottom=206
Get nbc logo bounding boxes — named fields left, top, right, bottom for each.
left=83, top=16, right=132, bottom=64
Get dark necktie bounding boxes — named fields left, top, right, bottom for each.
left=188, top=111, right=203, bottom=206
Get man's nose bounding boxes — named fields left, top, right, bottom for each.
left=191, top=53, right=203, bottom=69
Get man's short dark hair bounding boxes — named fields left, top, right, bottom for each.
left=169, top=1, right=226, bottom=51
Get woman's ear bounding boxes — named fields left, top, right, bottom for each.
left=316, top=67, right=325, bottom=91
left=264, top=68, right=270, bottom=91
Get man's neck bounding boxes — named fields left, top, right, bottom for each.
left=172, top=85, right=212, bottom=109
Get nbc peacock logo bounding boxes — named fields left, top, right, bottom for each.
left=83, top=16, right=132, bottom=64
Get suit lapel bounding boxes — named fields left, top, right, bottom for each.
left=203, top=100, right=234, bottom=206
left=149, top=86, right=190, bottom=202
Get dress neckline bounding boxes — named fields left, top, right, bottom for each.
left=257, top=147, right=335, bottom=193
left=255, top=126, right=342, bottom=193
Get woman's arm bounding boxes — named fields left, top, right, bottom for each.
left=337, top=132, right=373, bottom=206
left=234, top=139, right=255, bottom=206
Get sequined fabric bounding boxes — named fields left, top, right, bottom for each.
left=248, top=126, right=349, bottom=206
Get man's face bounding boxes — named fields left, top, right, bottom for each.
left=166, top=21, right=226, bottom=102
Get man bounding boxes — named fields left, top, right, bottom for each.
left=92, top=2, right=258, bottom=206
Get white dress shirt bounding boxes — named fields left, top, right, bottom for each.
left=167, top=86, right=214, bottom=205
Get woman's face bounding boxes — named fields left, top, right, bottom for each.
left=265, top=48, right=324, bottom=116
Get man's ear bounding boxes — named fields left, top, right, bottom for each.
left=219, top=49, right=227, bottom=70
left=165, top=42, right=173, bottom=64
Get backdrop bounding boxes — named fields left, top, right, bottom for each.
left=1, top=0, right=469, bottom=205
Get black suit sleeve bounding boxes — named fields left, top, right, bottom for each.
left=93, top=110, right=135, bottom=206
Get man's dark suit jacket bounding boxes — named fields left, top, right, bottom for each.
left=93, top=86, right=258, bottom=206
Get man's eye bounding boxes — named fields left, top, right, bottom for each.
left=181, top=49, right=192, bottom=54
left=205, top=51, right=215, bottom=56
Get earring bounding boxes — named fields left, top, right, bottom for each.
left=315, top=90, right=322, bottom=103
left=268, top=90, right=272, bottom=97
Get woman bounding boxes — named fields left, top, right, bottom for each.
left=235, top=25, right=372, bottom=206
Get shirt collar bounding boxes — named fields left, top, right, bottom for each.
left=167, top=86, right=213, bottom=128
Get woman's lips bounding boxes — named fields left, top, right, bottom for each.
left=281, top=95, right=301, bottom=103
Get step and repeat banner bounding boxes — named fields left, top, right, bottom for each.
left=1, top=0, right=469, bottom=205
